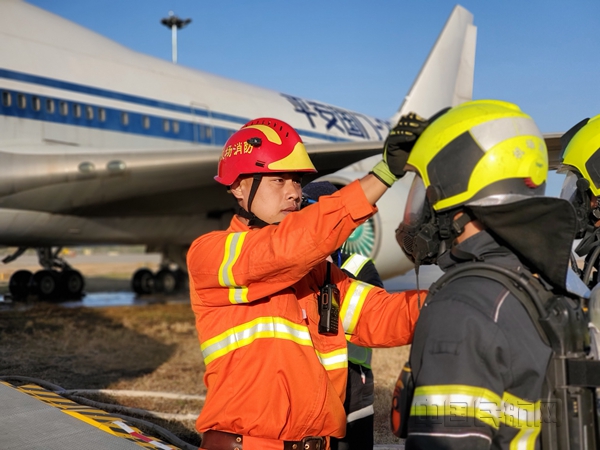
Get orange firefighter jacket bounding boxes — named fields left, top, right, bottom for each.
left=187, top=180, right=422, bottom=442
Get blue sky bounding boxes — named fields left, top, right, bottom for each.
left=27, top=0, right=600, bottom=195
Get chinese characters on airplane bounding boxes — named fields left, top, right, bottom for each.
left=282, top=94, right=389, bottom=140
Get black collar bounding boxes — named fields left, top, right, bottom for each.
left=437, top=230, right=524, bottom=273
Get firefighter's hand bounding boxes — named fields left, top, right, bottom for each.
left=370, top=112, right=429, bottom=187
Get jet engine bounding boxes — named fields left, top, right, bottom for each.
left=315, top=156, right=415, bottom=280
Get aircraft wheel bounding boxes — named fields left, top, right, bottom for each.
left=155, top=269, right=178, bottom=295
left=9, top=270, right=33, bottom=300
left=132, top=268, right=155, bottom=295
left=61, top=269, right=85, bottom=299
left=32, top=270, right=59, bottom=301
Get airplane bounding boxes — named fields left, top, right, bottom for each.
left=0, top=0, right=484, bottom=301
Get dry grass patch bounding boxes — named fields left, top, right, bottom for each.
left=0, top=302, right=411, bottom=447
left=372, top=346, right=410, bottom=446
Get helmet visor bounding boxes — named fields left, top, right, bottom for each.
left=403, top=175, right=427, bottom=226
left=559, top=171, right=579, bottom=203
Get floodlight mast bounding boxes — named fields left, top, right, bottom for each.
left=160, top=11, right=191, bottom=64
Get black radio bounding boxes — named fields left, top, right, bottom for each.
left=318, top=262, right=340, bottom=335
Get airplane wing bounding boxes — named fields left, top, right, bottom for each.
left=0, top=141, right=382, bottom=217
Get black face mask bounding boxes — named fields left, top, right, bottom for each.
left=396, top=175, right=475, bottom=267
left=574, top=190, right=600, bottom=257
left=571, top=179, right=596, bottom=240
left=396, top=199, right=445, bottom=266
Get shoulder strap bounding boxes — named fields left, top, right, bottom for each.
left=429, top=262, right=551, bottom=346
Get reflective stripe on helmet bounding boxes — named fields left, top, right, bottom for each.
left=340, top=280, right=373, bottom=334
left=218, top=232, right=249, bottom=304
left=470, top=116, right=541, bottom=154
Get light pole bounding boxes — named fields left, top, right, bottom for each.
left=160, top=11, right=191, bottom=64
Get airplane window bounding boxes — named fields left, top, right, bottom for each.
left=46, top=99, right=55, bottom=114
left=86, top=105, right=94, bottom=120
left=17, top=94, right=26, bottom=109
left=163, top=119, right=170, bottom=132
left=2, top=91, right=11, bottom=107
left=73, top=103, right=82, bottom=118
left=173, top=121, right=179, bottom=134
left=99, top=107, right=106, bottom=122
left=121, top=112, right=129, bottom=126
left=59, top=101, right=68, bottom=116
left=143, top=115, right=150, bottom=129
left=32, top=96, right=41, bottom=112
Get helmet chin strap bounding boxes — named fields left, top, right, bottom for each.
left=237, top=174, right=272, bottom=228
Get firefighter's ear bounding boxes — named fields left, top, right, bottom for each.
left=229, top=179, right=244, bottom=200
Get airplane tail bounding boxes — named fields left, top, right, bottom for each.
left=390, top=5, right=476, bottom=124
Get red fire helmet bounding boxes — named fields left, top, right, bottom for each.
left=214, top=118, right=317, bottom=186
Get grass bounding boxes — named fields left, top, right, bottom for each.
left=0, top=299, right=410, bottom=447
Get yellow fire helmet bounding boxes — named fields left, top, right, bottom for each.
left=560, top=114, right=600, bottom=196
left=406, top=99, right=548, bottom=212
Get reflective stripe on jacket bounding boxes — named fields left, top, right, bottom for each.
left=188, top=180, right=422, bottom=442
left=341, top=253, right=374, bottom=368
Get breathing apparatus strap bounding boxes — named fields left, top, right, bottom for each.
left=575, top=227, right=600, bottom=256
left=575, top=228, right=600, bottom=287
left=429, top=262, right=551, bottom=346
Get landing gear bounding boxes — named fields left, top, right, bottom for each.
left=131, top=245, right=188, bottom=297
left=4, top=245, right=188, bottom=301
left=132, top=268, right=155, bottom=295
left=31, top=270, right=59, bottom=301
left=5, top=247, right=85, bottom=301
left=131, top=267, right=187, bottom=296
left=61, top=269, right=85, bottom=299
left=8, top=270, right=33, bottom=300
left=156, top=268, right=185, bottom=295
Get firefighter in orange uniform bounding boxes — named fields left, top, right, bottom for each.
left=187, top=116, right=426, bottom=450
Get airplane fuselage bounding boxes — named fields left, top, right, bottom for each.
left=0, top=0, right=390, bottom=248
left=0, top=0, right=477, bottom=288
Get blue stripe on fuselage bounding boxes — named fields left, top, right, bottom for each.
left=0, top=68, right=352, bottom=144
